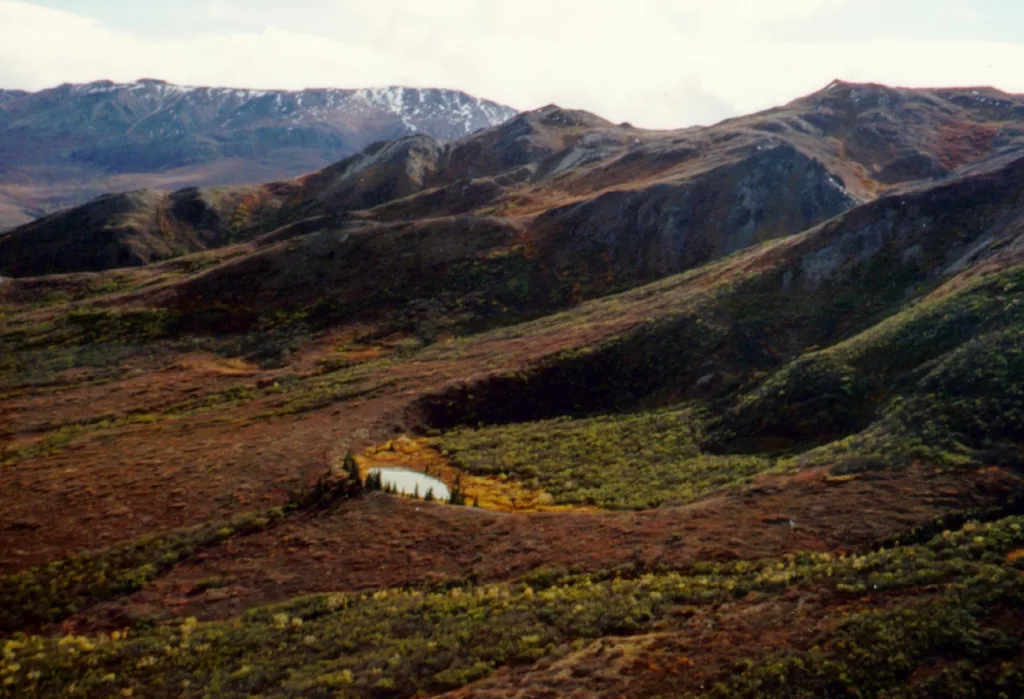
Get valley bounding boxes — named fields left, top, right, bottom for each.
left=1, top=79, right=1023, bottom=697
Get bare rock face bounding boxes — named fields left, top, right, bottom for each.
left=307, top=135, right=447, bottom=212
left=527, top=143, right=858, bottom=294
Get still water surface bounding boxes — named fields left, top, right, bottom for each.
left=368, top=467, right=451, bottom=500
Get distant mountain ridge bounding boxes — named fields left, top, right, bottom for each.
left=4, top=81, right=1021, bottom=285
left=0, top=89, right=28, bottom=104
left=0, top=79, right=518, bottom=229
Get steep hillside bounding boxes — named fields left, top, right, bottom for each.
left=727, top=80, right=1024, bottom=193
left=1, top=82, right=1023, bottom=698
left=0, top=80, right=517, bottom=229
left=7, top=81, right=1020, bottom=295
left=0, top=183, right=304, bottom=277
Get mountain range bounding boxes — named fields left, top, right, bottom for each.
left=0, top=79, right=517, bottom=230
left=1, top=79, right=1023, bottom=698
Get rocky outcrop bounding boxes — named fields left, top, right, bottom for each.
left=527, top=143, right=857, bottom=295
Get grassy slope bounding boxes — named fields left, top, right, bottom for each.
left=431, top=262, right=1023, bottom=511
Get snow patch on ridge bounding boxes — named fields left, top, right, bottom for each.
left=48, top=80, right=516, bottom=144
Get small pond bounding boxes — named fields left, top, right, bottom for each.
left=369, top=467, right=451, bottom=501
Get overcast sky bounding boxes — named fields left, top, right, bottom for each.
left=2, top=0, right=1023, bottom=128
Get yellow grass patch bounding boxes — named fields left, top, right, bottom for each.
left=824, top=474, right=860, bottom=484
left=176, top=355, right=259, bottom=376
left=338, top=346, right=390, bottom=363
left=357, top=436, right=595, bottom=514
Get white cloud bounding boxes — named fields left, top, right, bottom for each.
left=206, top=1, right=228, bottom=19
left=0, top=0, right=1022, bottom=129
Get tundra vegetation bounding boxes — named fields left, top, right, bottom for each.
left=2, top=82, right=1024, bottom=697
left=3, top=515, right=1024, bottom=697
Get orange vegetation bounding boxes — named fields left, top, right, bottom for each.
left=356, top=436, right=595, bottom=513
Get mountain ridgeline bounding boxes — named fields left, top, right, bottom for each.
left=3, top=82, right=1022, bottom=298
left=0, top=79, right=517, bottom=229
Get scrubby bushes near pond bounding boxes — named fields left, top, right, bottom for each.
left=439, top=407, right=774, bottom=509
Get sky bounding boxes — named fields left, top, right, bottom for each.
left=1, top=0, right=1023, bottom=129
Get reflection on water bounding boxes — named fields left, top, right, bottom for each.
left=369, top=467, right=451, bottom=500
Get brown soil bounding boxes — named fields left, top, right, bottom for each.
left=64, top=463, right=1017, bottom=629
left=442, top=588, right=932, bottom=698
